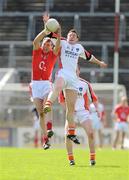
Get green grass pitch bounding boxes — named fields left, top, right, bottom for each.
left=0, top=148, right=129, bottom=180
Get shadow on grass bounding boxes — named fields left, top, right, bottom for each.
left=74, top=165, right=121, bottom=168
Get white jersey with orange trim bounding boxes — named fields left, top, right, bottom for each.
left=59, top=40, right=93, bottom=78
left=75, top=78, right=97, bottom=111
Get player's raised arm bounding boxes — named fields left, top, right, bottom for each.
left=33, top=28, right=50, bottom=50
left=89, top=55, right=107, bottom=68
left=84, top=50, right=107, bottom=68
left=53, top=27, right=61, bottom=55
left=80, top=48, right=107, bottom=68
left=33, top=12, right=51, bottom=50
left=80, top=46, right=107, bottom=68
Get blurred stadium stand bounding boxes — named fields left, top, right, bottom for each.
left=0, top=0, right=129, bottom=128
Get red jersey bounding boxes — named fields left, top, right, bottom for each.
left=32, top=48, right=57, bottom=80
left=115, top=105, right=129, bottom=122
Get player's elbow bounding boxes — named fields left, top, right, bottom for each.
left=33, top=39, right=37, bottom=47
left=33, top=39, right=39, bottom=50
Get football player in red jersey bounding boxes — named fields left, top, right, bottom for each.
left=112, top=96, right=129, bottom=149
left=31, top=14, right=61, bottom=150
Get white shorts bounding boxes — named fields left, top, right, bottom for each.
left=57, top=69, right=79, bottom=90
left=90, top=112, right=102, bottom=130
left=74, top=110, right=91, bottom=124
left=31, top=80, right=52, bottom=99
left=114, top=122, right=128, bottom=133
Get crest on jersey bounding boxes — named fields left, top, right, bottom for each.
left=79, top=87, right=83, bottom=91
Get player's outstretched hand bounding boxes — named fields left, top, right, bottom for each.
left=42, top=12, right=50, bottom=23
left=99, top=61, right=108, bottom=68
left=44, top=27, right=51, bottom=35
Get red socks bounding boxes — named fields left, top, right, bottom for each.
left=47, top=121, right=52, bottom=130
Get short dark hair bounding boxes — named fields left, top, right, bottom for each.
left=68, top=29, right=79, bottom=39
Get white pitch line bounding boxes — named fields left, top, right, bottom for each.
left=0, top=68, right=15, bottom=90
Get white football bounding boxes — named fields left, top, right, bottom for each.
left=45, top=18, right=59, bottom=32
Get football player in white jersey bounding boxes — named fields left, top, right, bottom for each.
left=59, top=66, right=98, bottom=166
left=44, top=20, right=107, bottom=144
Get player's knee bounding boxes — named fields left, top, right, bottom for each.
left=88, top=131, right=94, bottom=139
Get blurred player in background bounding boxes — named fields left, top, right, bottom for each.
left=112, top=96, right=129, bottom=149
left=59, top=66, right=98, bottom=166
left=30, top=14, right=61, bottom=150
left=89, top=101, right=106, bottom=148
left=44, top=16, right=107, bottom=145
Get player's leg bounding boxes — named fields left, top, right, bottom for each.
left=33, top=98, right=50, bottom=150
left=81, top=119, right=96, bottom=166
left=121, top=132, right=126, bottom=149
left=112, top=130, right=120, bottom=149
left=65, top=89, right=80, bottom=144
left=33, top=98, right=47, bottom=136
left=98, top=129, right=103, bottom=148
left=45, top=109, right=54, bottom=138
left=113, top=122, right=121, bottom=149
left=91, top=112, right=102, bottom=148
left=65, top=120, right=75, bottom=165
left=44, top=77, right=65, bottom=113
left=121, top=122, right=128, bottom=149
